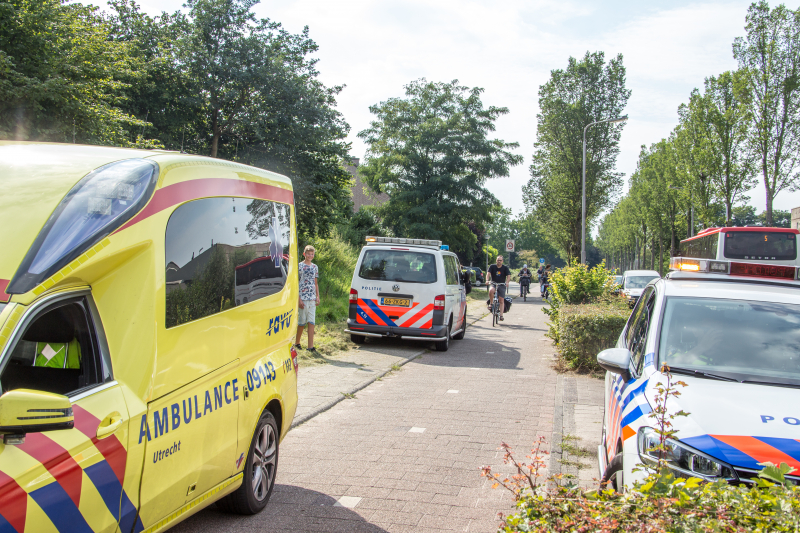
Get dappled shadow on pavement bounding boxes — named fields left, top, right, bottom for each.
left=170, top=484, right=388, bottom=533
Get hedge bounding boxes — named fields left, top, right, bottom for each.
left=556, top=300, right=630, bottom=371
left=499, top=466, right=800, bottom=532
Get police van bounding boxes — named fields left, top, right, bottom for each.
left=598, top=226, right=800, bottom=490
left=345, top=236, right=471, bottom=352
left=0, top=142, right=298, bottom=532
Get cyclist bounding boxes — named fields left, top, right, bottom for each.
left=487, top=255, right=510, bottom=321
left=540, top=264, right=552, bottom=298
left=518, top=264, right=532, bottom=297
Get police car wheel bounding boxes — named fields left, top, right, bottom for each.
left=435, top=321, right=451, bottom=352
left=219, top=410, right=279, bottom=514
left=601, top=452, right=624, bottom=492
left=350, top=333, right=366, bottom=344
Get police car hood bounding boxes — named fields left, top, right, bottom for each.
left=0, top=143, right=163, bottom=299
left=650, top=375, right=800, bottom=472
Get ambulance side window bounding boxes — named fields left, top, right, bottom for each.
left=165, top=197, right=292, bottom=328
left=1, top=297, right=110, bottom=397
left=628, top=290, right=656, bottom=374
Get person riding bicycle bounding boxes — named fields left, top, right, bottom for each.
left=540, top=264, right=552, bottom=297
left=518, top=264, right=532, bottom=297
left=487, top=255, right=510, bottom=321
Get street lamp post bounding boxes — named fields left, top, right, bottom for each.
left=581, top=115, right=628, bottom=264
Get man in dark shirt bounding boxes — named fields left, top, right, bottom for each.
left=487, top=255, right=511, bottom=321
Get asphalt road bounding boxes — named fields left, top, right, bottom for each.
left=172, top=294, right=602, bottom=533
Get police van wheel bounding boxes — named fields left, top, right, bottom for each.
left=600, top=452, right=624, bottom=492
left=350, top=334, right=366, bottom=344
left=435, top=321, right=451, bottom=352
left=219, top=410, right=279, bottom=514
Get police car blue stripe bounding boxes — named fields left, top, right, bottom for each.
left=683, top=435, right=761, bottom=470
left=84, top=460, right=122, bottom=521
left=29, top=481, right=93, bottom=533
left=754, top=436, right=800, bottom=463
left=621, top=379, right=648, bottom=410
left=364, top=299, right=396, bottom=326
left=356, top=305, right=378, bottom=325
left=619, top=404, right=650, bottom=429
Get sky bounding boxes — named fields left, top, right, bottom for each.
left=125, top=0, right=800, bottom=220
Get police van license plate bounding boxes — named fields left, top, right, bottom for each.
left=381, top=297, right=411, bottom=307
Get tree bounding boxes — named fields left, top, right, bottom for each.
left=733, top=1, right=800, bottom=225
left=0, top=0, right=147, bottom=144
left=523, top=51, right=631, bottom=261
left=358, top=79, right=522, bottom=253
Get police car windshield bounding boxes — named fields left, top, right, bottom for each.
left=659, top=297, right=800, bottom=385
left=625, top=276, right=658, bottom=289
left=359, top=250, right=437, bottom=283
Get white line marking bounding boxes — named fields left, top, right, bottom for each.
left=409, top=427, right=426, bottom=433
left=334, top=496, right=362, bottom=508
left=447, top=390, right=459, bottom=394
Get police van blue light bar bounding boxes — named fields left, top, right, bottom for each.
left=440, top=245, right=449, bottom=251
left=365, top=236, right=442, bottom=247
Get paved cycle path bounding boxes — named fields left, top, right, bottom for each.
left=172, top=295, right=603, bottom=533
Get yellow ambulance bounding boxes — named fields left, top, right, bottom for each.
left=0, top=142, right=299, bottom=533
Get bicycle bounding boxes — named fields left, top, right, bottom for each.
left=520, top=278, right=530, bottom=301
left=489, top=282, right=502, bottom=327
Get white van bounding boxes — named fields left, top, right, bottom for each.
left=621, top=269, right=660, bottom=307
left=345, top=236, right=470, bottom=352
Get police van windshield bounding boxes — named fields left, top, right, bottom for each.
left=359, top=250, right=437, bottom=283
left=659, top=297, right=800, bottom=385
left=625, top=276, right=658, bottom=289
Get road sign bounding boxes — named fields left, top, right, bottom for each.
left=540, top=258, right=545, bottom=264
left=505, top=239, right=515, bottom=252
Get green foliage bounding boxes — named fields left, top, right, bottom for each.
left=305, top=232, right=359, bottom=324
left=335, top=206, right=392, bottom=248
left=524, top=51, right=630, bottom=261
left=358, top=78, right=523, bottom=254
left=498, top=466, right=800, bottom=532
left=555, top=300, right=629, bottom=371
left=485, top=208, right=560, bottom=269
left=0, top=0, right=148, bottom=144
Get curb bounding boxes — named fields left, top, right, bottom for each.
left=290, top=348, right=427, bottom=429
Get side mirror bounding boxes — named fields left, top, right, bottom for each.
left=0, top=389, right=74, bottom=439
left=597, top=348, right=632, bottom=379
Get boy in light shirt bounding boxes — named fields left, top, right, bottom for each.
left=295, top=245, right=321, bottom=354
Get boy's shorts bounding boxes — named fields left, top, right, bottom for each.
left=298, top=300, right=316, bottom=326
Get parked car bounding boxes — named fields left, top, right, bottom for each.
left=467, top=267, right=485, bottom=286
left=621, top=270, right=660, bottom=307
left=0, top=142, right=298, bottom=532
left=345, top=236, right=471, bottom=352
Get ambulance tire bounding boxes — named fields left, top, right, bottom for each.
left=601, top=452, right=624, bottom=492
left=219, top=410, right=279, bottom=514
left=351, top=333, right=366, bottom=344
left=452, top=311, right=467, bottom=340
left=435, top=320, right=451, bottom=352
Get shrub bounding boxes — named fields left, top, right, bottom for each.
left=483, top=440, right=800, bottom=532
left=544, top=260, right=618, bottom=344
left=556, top=299, right=630, bottom=371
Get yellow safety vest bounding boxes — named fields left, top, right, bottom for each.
left=34, top=339, right=81, bottom=369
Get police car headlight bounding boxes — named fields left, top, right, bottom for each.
left=637, top=427, right=737, bottom=480
left=7, top=158, right=159, bottom=294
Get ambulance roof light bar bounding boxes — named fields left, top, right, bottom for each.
left=365, top=236, right=442, bottom=247
left=669, top=256, right=800, bottom=281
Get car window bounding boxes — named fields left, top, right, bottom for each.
left=165, top=197, right=292, bottom=328
left=444, top=256, right=459, bottom=285
left=625, top=286, right=653, bottom=348
left=630, top=292, right=657, bottom=374
left=1, top=297, right=110, bottom=396
left=358, top=250, right=437, bottom=283
left=659, top=297, right=800, bottom=384
left=625, top=275, right=659, bottom=289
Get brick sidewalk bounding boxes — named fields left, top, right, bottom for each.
left=172, top=294, right=604, bottom=533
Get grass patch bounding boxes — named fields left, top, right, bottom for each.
left=341, top=392, right=356, bottom=399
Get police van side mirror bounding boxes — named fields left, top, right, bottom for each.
left=597, top=348, right=632, bottom=380
left=0, top=389, right=74, bottom=443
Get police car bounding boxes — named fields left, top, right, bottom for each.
left=0, top=142, right=298, bottom=532
left=598, top=227, right=800, bottom=490
left=345, top=236, right=470, bottom=352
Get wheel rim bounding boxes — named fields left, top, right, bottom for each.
left=251, top=422, right=277, bottom=501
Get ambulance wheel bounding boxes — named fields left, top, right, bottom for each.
left=351, top=334, right=366, bottom=344
left=219, top=410, right=279, bottom=514
left=601, top=452, right=624, bottom=492
left=435, top=320, right=451, bottom=352
left=452, top=311, right=467, bottom=340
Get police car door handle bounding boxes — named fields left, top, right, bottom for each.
left=96, top=411, right=124, bottom=439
